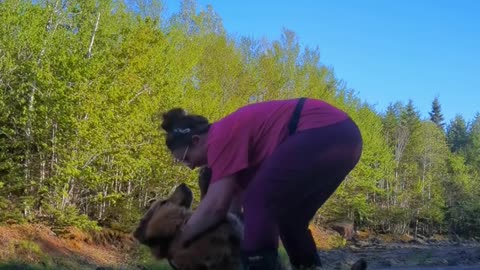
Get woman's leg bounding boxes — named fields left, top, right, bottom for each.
left=240, top=169, right=281, bottom=269
left=241, top=118, right=363, bottom=269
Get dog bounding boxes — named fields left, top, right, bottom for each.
left=133, top=183, right=244, bottom=270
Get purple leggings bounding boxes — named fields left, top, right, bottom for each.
left=241, top=117, right=363, bottom=266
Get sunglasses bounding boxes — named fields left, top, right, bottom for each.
left=173, top=145, right=190, bottom=164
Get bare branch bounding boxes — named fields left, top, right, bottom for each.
left=128, top=85, right=150, bottom=105
left=87, top=12, right=101, bottom=59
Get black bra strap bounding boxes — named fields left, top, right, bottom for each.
left=288, top=97, right=307, bottom=135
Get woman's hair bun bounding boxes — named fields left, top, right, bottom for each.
left=161, top=108, right=186, bottom=132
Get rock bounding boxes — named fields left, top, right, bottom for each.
left=400, top=234, right=415, bottom=243
left=355, top=240, right=370, bottom=248
left=355, top=230, right=371, bottom=241
left=441, top=259, right=449, bottom=265
left=416, top=234, right=428, bottom=240
left=349, top=244, right=361, bottom=251
left=410, top=237, right=428, bottom=245
left=371, top=237, right=382, bottom=245
left=427, top=237, right=437, bottom=244
left=330, top=221, right=355, bottom=240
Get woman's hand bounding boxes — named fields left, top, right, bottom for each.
left=177, top=174, right=238, bottom=247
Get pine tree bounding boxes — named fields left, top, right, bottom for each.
left=466, top=113, right=480, bottom=168
left=446, top=115, right=469, bottom=155
left=429, top=96, right=445, bottom=130
left=400, top=99, right=421, bottom=132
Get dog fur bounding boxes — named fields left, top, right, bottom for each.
left=133, top=183, right=244, bottom=270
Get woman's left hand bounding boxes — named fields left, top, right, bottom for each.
left=176, top=174, right=238, bottom=248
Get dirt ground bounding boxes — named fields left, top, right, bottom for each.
left=315, top=240, right=480, bottom=270
left=1, top=224, right=480, bottom=270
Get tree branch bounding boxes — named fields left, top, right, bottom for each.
left=87, top=12, right=101, bottom=59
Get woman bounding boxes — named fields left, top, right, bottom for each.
left=160, top=97, right=363, bottom=270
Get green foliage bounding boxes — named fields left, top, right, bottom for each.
left=42, top=204, right=100, bottom=231
left=466, top=113, right=480, bottom=168
left=429, top=96, right=445, bottom=130
left=447, top=115, right=469, bottom=155
left=0, top=0, right=478, bottom=239
left=444, top=154, right=480, bottom=237
left=5, top=240, right=57, bottom=269
left=14, top=240, right=44, bottom=256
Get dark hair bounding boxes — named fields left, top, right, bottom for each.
left=161, top=108, right=210, bottom=151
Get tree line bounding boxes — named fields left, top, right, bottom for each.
left=0, top=0, right=479, bottom=238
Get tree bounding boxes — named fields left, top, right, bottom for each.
left=429, top=96, right=445, bottom=130
left=466, top=113, right=480, bottom=168
left=446, top=115, right=469, bottom=155
left=0, top=0, right=478, bottom=239
left=444, top=153, right=480, bottom=237
left=400, top=99, right=421, bottom=131
left=412, top=122, right=449, bottom=234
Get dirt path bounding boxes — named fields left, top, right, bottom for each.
left=373, top=267, right=480, bottom=270
left=2, top=224, right=480, bottom=270
left=315, top=241, right=480, bottom=270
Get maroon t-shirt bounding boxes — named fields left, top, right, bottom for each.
left=206, top=98, right=349, bottom=186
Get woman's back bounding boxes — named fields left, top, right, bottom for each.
left=206, top=98, right=349, bottom=184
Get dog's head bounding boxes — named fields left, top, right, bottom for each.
left=133, top=183, right=193, bottom=259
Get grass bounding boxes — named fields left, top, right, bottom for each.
left=0, top=258, right=97, bottom=270
left=138, top=245, right=293, bottom=269
left=0, top=257, right=288, bottom=269
left=0, top=261, right=173, bottom=270
left=0, top=246, right=292, bottom=270
left=0, top=262, right=45, bottom=270
left=140, top=262, right=173, bottom=270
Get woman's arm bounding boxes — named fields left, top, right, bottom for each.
left=178, top=174, right=237, bottom=246
left=229, top=191, right=243, bottom=220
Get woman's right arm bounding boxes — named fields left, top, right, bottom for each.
left=229, top=191, right=243, bottom=221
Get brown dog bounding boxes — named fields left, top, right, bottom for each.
left=133, top=183, right=244, bottom=270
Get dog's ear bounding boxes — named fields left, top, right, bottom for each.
left=145, top=198, right=157, bottom=210
left=169, top=183, right=193, bottom=208
left=133, top=204, right=156, bottom=244
left=133, top=198, right=167, bottom=244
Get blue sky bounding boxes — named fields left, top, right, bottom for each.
left=160, top=0, right=479, bottom=124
